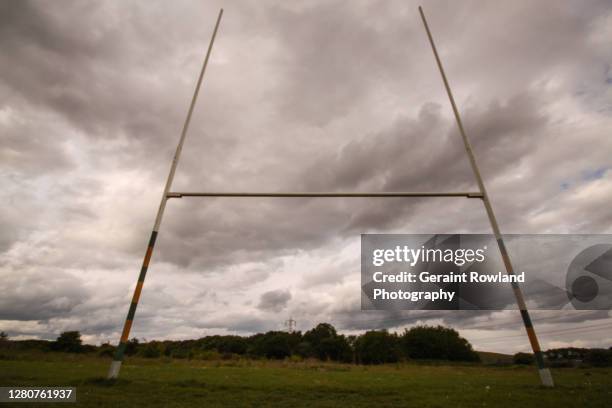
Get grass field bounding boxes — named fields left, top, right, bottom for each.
left=1, top=355, right=611, bottom=407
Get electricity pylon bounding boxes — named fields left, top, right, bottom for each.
left=285, top=317, right=297, bottom=333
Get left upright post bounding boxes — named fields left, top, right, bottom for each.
left=107, top=8, right=224, bottom=379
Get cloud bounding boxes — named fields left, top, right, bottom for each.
left=0, top=269, right=88, bottom=321
left=257, top=289, right=292, bottom=313
left=1, top=0, right=612, bottom=351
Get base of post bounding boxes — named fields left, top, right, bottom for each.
left=538, top=368, right=554, bottom=387
left=107, top=360, right=122, bottom=379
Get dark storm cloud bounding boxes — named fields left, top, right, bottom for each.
left=153, top=92, right=549, bottom=271
left=0, top=269, right=88, bottom=320
left=306, top=93, right=547, bottom=193
left=0, top=0, right=224, bottom=170
left=266, top=0, right=417, bottom=126
left=1, top=0, right=611, bottom=349
left=0, top=0, right=121, bottom=133
left=257, top=289, right=292, bottom=312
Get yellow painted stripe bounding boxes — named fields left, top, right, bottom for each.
left=143, top=246, right=154, bottom=268
left=120, top=320, right=133, bottom=342
left=525, top=326, right=541, bottom=352
left=131, top=281, right=144, bottom=304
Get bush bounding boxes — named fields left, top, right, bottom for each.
left=196, top=350, right=221, bottom=360
left=250, top=332, right=292, bottom=359
left=217, top=336, right=248, bottom=355
left=295, top=341, right=314, bottom=358
left=98, top=343, right=115, bottom=358
left=401, top=326, right=479, bottom=362
left=513, top=352, right=534, bottom=365
left=170, top=348, right=192, bottom=359
left=124, top=338, right=139, bottom=356
left=355, top=330, right=401, bottom=364
left=288, top=354, right=303, bottom=363
left=140, top=342, right=162, bottom=358
left=303, top=323, right=352, bottom=362
left=584, top=349, right=612, bottom=367
left=52, top=331, right=84, bottom=353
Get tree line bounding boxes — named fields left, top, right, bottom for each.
left=0, top=324, right=480, bottom=364
left=3, top=327, right=611, bottom=366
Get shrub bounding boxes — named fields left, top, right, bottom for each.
left=217, top=336, right=248, bottom=355
left=98, top=343, right=115, bottom=358
left=140, top=342, right=162, bottom=358
left=170, top=348, right=192, bottom=359
left=124, top=338, right=139, bottom=356
left=295, top=341, right=314, bottom=358
left=303, top=323, right=352, bottom=362
left=584, top=349, right=612, bottom=367
left=355, top=330, right=402, bottom=364
left=288, top=354, right=303, bottom=363
left=197, top=350, right=222, bottom=360
left=513, top=352, right=534, bottom=365
left=251, top=332, right=292, bottom=359
left=52, top=331, right=84, bottom=353
left=401, top=326, right=479, bottom=362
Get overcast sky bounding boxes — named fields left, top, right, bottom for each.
left=1, top=0, right=612, bottom=353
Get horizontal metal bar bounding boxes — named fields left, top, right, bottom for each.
left=167, top=192, right=483, bottom=198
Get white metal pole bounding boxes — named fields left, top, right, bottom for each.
left=418, top=5, right=553, bottom=387
left=108, top=8, right=224, bottom=380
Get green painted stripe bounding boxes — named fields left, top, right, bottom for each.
left=534, top=350, right=546, bottom=369
left=137, top=231, right=158, bottom=281
left=148, top=231, right=158, bottom=247
left=126, top=302, right=138, bottom=321
left=520, top=309, right=533, bottom=328
left=137, top=265, right=148, bottom=282
left=113, top=231, right=159, bottom=364
left=112, top=341, right=128, bottom=362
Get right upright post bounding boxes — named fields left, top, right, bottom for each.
left=418, top=6, right=554, bottom=387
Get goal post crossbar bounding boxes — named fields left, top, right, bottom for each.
left=166, top=192, right=484, bottom=198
